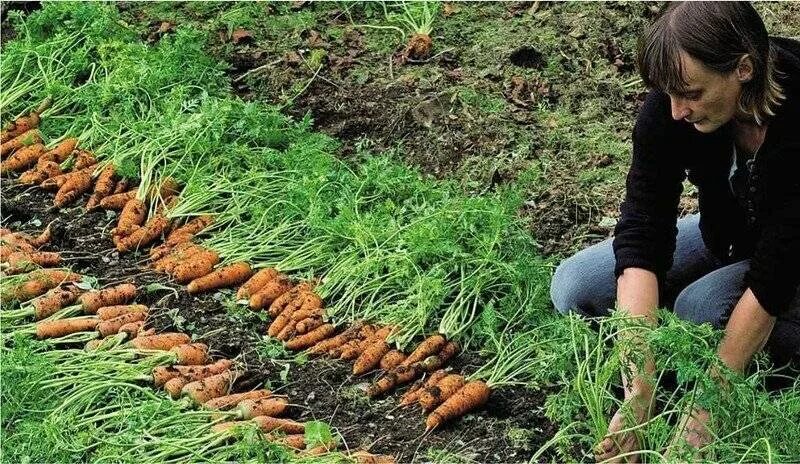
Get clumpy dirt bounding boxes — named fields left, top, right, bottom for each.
left=1, top=181, right=565, bottom=462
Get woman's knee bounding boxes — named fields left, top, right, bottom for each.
left=551, top=244, right=616, bottom=316
left=673, top=261, right=748, bottom=327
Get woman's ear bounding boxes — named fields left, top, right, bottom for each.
left=737, top=54, right=754, bottom=82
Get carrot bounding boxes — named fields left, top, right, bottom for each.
left=98, top=311, right=148, bottom=337
left=203, top=389, right=272, bottom=410
left=249, top=276, right=293, bottom=310
left=165, top=215, right=213, bottom=246
left=148, top=243, right=175, bottom=263
left=1, top=143, right=44, bottom=173
left=253, top=416, right=305, bottom=434
left=170, top=343, right=209, bottom=365
left=36, top=316, right=99, bottom=339
left=29, top=225, right=52, bottom=248
left=418, top=374, right=466, bottom=412
left=33, top=285, right=82, bottom=320
left=5, top=269, right=81, bottom=301
left=40, top=165, right=95, bottom=191
left=152, top=359, right=232, bottom=387
left=98, top=306, right=147, bottom=326
left=118, top=321, right=145, bottom=338
left=152, top=243, right=201, bottom=269
left=115, top=198, right=146, bottom=237
left=399, top=369, right=448, bottom=406
left=131, top=332, right=191, bottom=351
left=154, top=176, right=180, bottom=200
left=275, top=320, right=298, bottom=341
left=329, top=325, right=376, bottom=357
left=98, top=190, right=137, bottom=210
left=182, top=370, right=235, bottom=404
left=235, top=397, right=288, bottom=420
left=341, top=326, right=391, bottom=361
left=164, top=377, right=188, bottom=399
left=354, top=339, right=391, bottom=375
left=306, top=326, right=357, bottom=355
left=19, top=160, right=60, bottom=184
left=268, top=309, right=295, bottom=338
left=187, top=261, right=252, bottom=294
left=45, top=138, right=79, bottom=162
left=236, top=267, right=278, bottom=300
left=425, top=380, right=491, bottom=430
left=294, top=317, right=323, bottom=335
left=116, top=215, right=168, bottom=252
left=112, top=177, right=130, bottom=194
left=367, top=365, right=420, bottom=398
left=283, top=324, right=335, bottom=351
left=79, top=283, right=137, bottom=314
left=416, top=340, right=459, bottom=372
left=274, top=434, right=306, bottom=450
left=72, top=150, right=96, bottom=170
left=1, top=112, right=40, bottom=143
left=0, top=130, right=40, bottom=158
left=350, top=451, right=396, bottom=464
left=53, top=170, right=93, bottom=207
left=170, top=249, right=220, bottom=284
left=380, top=350, right=407, bottom=371
left=5, top=251, right=61, bottom=272
left=402, top=334, right=447, bottom=366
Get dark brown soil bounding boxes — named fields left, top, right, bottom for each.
left=1, top=180, right=564, bottom=463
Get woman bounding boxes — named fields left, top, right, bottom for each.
left=550, top=2, right=800, bottom=460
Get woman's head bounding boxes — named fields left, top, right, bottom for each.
left=637, top=2, right=784, bottom=132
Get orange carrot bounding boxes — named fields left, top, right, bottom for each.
left=203, top=389, right=272, bottom=410
left=350, top=451, right=396, bottom=464
left=274, top=434, right=306, bottom=450
left=307, top=325, right=358, bottom=355
left=115, top=199, right=146, bottom=237
left=1, top=143, right=44, bottom=173
left=19, top=159, right=60, bottom=184
left=165, top=215, right=213, bottom=246
left=275, top=320, right=298, bottom=341
left=294, top=317, right=323, bottom=335
left=399, top=370, right=447, bottom=406
left=98, top=311, right=147, bottom=337
left=170, top=249, right=220, bottom=284
left=1, top=112, right=40, bottom=143
left=97, top=305, right=147, bottom=324
left=235, top=397, right=288, bottom=419
left=328, top=325, right=376, bottom=357
left=53, top=170, right=93, bottom=207
left=268, top=309, right=295, bottom=338
left=153, top=244, right=203, bottom=272
left=152, top=359, right=232, bottom=387
left=112, top=177, right=130, bottom=194
left=353, top=339, right=391, bottom=375
left=367, top=365, right=420, bottom=398
left=182, top=370, right=235, bottom=404
left=36, top=316, right=99, bottom=339
left=32, top=285, right=82, bottom=320
left=252, top=416, right=305, bottom=434
left=40, top=165, right=95, bottom=191
left=131, top=332, right=191, bottom=351
left=99, top=190, right=136, bottom=210
left=418, top=374, right=466, bottom=411
left=187, top=261, right=252, bottom=294
left=72, top=150, right=96, bottom=170
left=116, top=215, right=168, bottom=252
left=118, top=321, right=145, bottom=338
left=164, top=377, right=188, bottom=399
left=29, top=225, right=52, bottom=248
left=79, top=283, right=137, bottom=314
left=5, top=269, right=81, bottom=301
left=45, top=138, right=79, bottom=162
left=236, top=267, right=278, bottom=300
left=341, top=326, right=391, bottom=361
left=86, top=164, right=116, bottom=210
left=402, top=334, right=447, bottom=366
left=170, top=343, right=209, bottom=365
left=5, top=251, right=61, bottom=272
left=249, top=276, right=293, bottom=310
left=379, top=350, right=407, bottom=371
left=417, top=340, right=460, bottom=372
left=290, top=307, right=323, bottom=323
left=284, top=324, right=335, bottom=350
left=425, top=380, right=490, bottom=430
left=0, top=130, right=40, bottom=158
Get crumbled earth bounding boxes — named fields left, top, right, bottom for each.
left=1, top=183, right=565, bottom=462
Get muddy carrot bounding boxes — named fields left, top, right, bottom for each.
left=98, top=307, right=148, bottom=327
left=33, top=285, right=82, bottom=320
left=187, top=261, right=252, bottom=294
left=380, top=350, right=407, bottom=371
left=236, top=267, right=278, bottom=300
left=6, top=251, right=61, bottom=271
left=131, top=332, right=191, bottom=351
left=86, top=164, right=116, bottom=210
left=53, top=170, right=93, bottom=207
left=152, top=359, right=232, bottom=387
left=1, top=143, right=44, bottom=173
left=267, top=284, right=304, bottom=317
left=40, top=165, right=95, bottom=191
left=273, top=434, right=306, bottom=450
left=306, top=325, right=357, bottom=355
left=249, top=276, right=293, bottom=310
left=275, top=320, right=298, bottom=341
left=328, top=325, right=376, bottom=357
left=47, top=138, right=79, bottom=161
left=153, top=244, right=203, bottom=272
left=252, top=416, right=305, bottom=434
left=235, top=397, right=288, bottom=420
left=268, top=309, right=295, bottom=338
left=203, top=389, right=272, bottom=410
left=164, top=377, right=188, bottom=399
left=116, top=214, right=169, bottom=252
left=353, top=339, right=392, bottom=375
left=99, top=190, right=136, bottom=210
left=295, top=317, right=323, bottom=335
left=79, top=283, right=137, bottom=314
left=72, top=150, right=96, bottom=170
left=425, top=380, right=491, bottom=430
left=1, top=112, right=40, bottom=143
left=115, top=198, right=146, bottom=237
left=284, top=324, right=335, bottom=351
left=170, top=343, right=209, bottom=365
left=118, top=321, right=145, bottom=338
left=171, top=249, right=220, bottom=284
left=341, top=326, right=391, bottom=361
left=98, top=311, right=148, bottom=337
left=5, top=269, right=81, bottom=301
left=399, top=370, right=448, bottom=406
left=29, top=225, right=52, bottom=248
left=182, top=370, right=235, bottom=404
left=36, top=316, right=99, bottom=339
left=417, top=341, right=460, bottom=372
left=165, top=215, right=213, bottom=246
left=418, top=374, right=466, bottom=412
left=0, top=130, right=40, bottom=158
left=19, top=159, right=60, bottom=184
left=367, top=365, right=420, bottom=398
left=402, top=334, right=447, bottom=366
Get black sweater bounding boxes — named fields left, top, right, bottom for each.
left=613, top=37, right=800, bottom=317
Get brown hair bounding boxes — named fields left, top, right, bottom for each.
left=637, top=2, right=784, bottom=124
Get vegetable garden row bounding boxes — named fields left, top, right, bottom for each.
left=2, top=3, right=799, bottom=462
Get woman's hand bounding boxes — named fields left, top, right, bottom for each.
left=666, top=406, right=713, bottom=460
left=595, top=387, right=654, bottom=463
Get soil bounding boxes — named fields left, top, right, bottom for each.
left=1, top=181, right=565, bottom=463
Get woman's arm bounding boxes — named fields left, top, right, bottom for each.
left=717, top=289, right=775, bottom=373
left=616, top=267, right=659, bottom=396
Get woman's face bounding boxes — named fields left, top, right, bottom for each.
left=666, top=51, right=750, bottom=133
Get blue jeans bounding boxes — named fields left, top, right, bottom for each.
left=551, top=214, right=800, bottom=365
